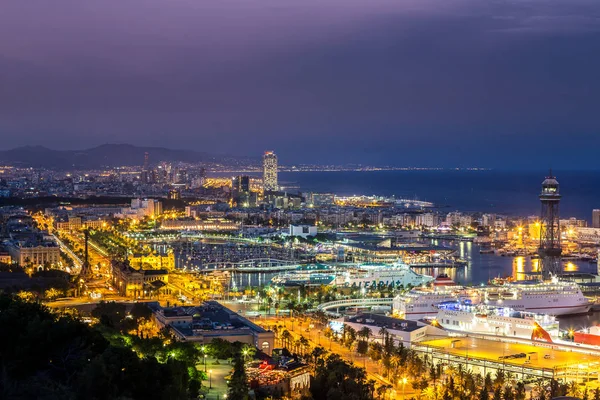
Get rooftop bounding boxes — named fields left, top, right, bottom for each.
left=346, top=313, right=421, bottom=332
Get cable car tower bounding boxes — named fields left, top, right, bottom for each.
left=538, top=171, right=562, bottom=279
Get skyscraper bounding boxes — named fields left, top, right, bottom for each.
left=262, top=151, right=278, bottom=192
left=593, top=209, right=600, bottom=228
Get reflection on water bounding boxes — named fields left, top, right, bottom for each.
left=227, top=239, right=597, bottom=290
left=565, top=262, right=577, bottom=272
left=230, top=272, right=278, bottom=291
left=422, top=239, right=597, bottom=285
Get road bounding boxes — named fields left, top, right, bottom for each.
left=255, top=316, right=416, bottom=398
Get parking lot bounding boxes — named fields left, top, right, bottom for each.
left=416, top=336, right=600, bottom=382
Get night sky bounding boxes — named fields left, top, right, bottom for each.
left=1, top=0, right=599, bottom=168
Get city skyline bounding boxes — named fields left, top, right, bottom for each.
left=1, top=0, right=600, bottom=169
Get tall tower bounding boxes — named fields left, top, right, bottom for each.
left=143, top=152, right=149, bottom=170
left=262, top=151, right=278, bottom=192
left=538, top=171, right=562, bottom=279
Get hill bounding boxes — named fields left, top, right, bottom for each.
left=0, top=144, right=255, bottom=169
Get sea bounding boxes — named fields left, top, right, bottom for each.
left=225, top=169, right=600, bottom=328
left=276, top=169, right=600, bottom=220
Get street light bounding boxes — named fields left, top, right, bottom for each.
left=204, top=354, right=208, bottom=372
left=401, top=377, right=408, bottom=400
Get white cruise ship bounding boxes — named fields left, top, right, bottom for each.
left=393, top=275, right=479, bottom=320
left=479, top=277, right=592, bottom=316
left=393, top=275, right=591, bottom=320
left=435, top=301, right=559, bottom=342
left=334, top=262, right=433, bottom=288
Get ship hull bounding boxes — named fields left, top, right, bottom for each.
left=485, top=300, right=591, bottom=316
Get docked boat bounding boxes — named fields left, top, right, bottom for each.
left=393, top=275, right=479, bottom=320
left=271, top=264, right=338, bottom=287
left=573, top=326, right=600, bottom=346
left=479, top=277, right=592, bottom=316
left=334, top=261, right=433, bottom=288
left=394, top=275, right=591, bottom=320
left=270, top=272, right=337, bottom=287
left=435, top=301, right=559, bottom=342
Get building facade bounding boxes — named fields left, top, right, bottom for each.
left=262, top=151, right=278, bottom=192
left=593, top=209, right=600, bottom=229
left=111, top=260, right=169, bottom=298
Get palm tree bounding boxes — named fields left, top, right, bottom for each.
left=293, top=339, right=302, bottom=354
left=241, top=344, right=256, bottom=362
left=299, top=336, right=310, bottom=355
left=378, top=326, right=388, bottom=345
left=323, top=326, right=334, bottom=350
left=391, top=353, right=403, bottom=378
left=281, top=329, right=292, bottom=349
left=358, top=326, right=372, bottom=342
left=344, top=325, right=357, bottom=349
left=310, top=346, right=327, bottom=370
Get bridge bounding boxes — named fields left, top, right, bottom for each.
left=202, top=258, right=300, bottom=272
left=316, top=297, right=394, bottom=316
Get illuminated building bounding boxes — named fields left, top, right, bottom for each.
left=593, top=209, right=600, bottom=228
left=111, top=260, right=169, bottom=298
left=54, top=216, right=108, bottom=231
left=151, top=301, right=275, bottom=355
left=168, top=189, right=181, bottom=200
left=119, top=198, right=163, bottom=219
left=305, top=192, right=335, bottom=207
left=128, top=251, right=175, bottom=270
left=232, top=175, right=250, bottom=193
left=262, top=151, right=278, bottom=191
left=7, top=242, right=60, bottom=267
left=288, top=224, right=317, bottom=238
left=0, top=253, right=11, bottom=264
left=232, top=175, right=257, bottom=207
left=160, top=218, right=240, bottom=231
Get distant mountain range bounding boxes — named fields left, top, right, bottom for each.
left=0, top=144, right=257, bottom=169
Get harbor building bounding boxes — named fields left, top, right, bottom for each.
left=151, top=301, right=275, bottom=355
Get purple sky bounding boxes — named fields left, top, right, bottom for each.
left=1, top=0, right=599, bottom=168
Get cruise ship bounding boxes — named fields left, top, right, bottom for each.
left=435, top=301, right=559, bottom=342
left=271, top=262, right=433, bottom=288
left=479, top=277, right=592, bottom=316
left=393, top=275, right=591, bottom=320
left=334, top=262, right=433, bottom=288
left=393, top=275, right=477, bottom=320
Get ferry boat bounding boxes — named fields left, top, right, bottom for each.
left=393, top=275, right=591, bottom=320
left=334, top=262, right=433, bottom=288
left=435, top=301, right=559, bottom=342
left=479, top=277, right=592, bottom=316
left=392, top=275, right=479, bottom=320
